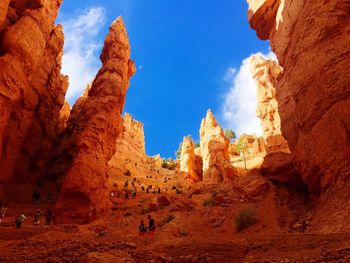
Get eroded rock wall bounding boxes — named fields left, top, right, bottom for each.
left=250, top=55, right=289, bottom=153
left=248, top=0, right=350, bottom=194
left=49, top=17, right=136, bottom=223
left=0, top=0, right=67, bottom=197
left=108, top=113, right=148, bottom=178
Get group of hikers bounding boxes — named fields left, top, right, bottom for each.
left=0, top=189, right=55, bottom=229
left=14, top=209, right=53, bottom=228
left=138, top=215, right=156, bottom=236
left=116, top=177, right=171, bottom=200
left=32, top=190, right=53, bottom=202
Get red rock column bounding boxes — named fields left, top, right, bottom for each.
left=179, top=136, right=203, bottom=183
left=200, top=110, right=236, bottom=183
left=52, top=17, right=136, bottom=223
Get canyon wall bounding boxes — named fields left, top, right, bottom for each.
left=49, top=17, right=136, bottom=223
left=248, top=0, right=350, bottom=194
left=0, top=0, right=67, bottom=197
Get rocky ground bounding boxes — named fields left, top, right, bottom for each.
left=1, top=165, right=349, bottom=263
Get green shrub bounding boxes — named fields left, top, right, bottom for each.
left=123, top=211, right=133, bottom=217
left=162, top=158, right=177, bottom=170
left=202, top=198, right=213, bottom=207
left=140, top=207, right=150, bottom=215
left=211, top=190, right=219, bottom=198
left=158, top=213, right=175, bottom=228
left=235, top=208, right=258, bottom=231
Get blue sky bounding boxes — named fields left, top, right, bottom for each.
left=57, top=1, right=271, bottom=158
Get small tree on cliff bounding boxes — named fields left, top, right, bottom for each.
left=224, top=129, right=236, bottom=142
left=237, top=137, right=248, bottom=170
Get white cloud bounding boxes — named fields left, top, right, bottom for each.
left=59, top=7, right=106, bottom=104
left=220, top=51, right=276, bottom=136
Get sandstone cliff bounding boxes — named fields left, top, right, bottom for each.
left=49, top=17, right=136, bottom=223
left=179, top=137, right=203, bottom=183
left=248, top=0, right=350, bottom=194
left=0, top=0, right=67, bottom=197
left=108, top=113, right=147, bottom=178
left=200, top=110, right=236, bottom=183
left=250, top=55, right=289, bottom=153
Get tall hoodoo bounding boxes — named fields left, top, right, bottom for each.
left=250, top=55, right=289, bottom=153
left=247, top=0, right=350, bottom=194
left=200, top=109, right=236, bottom=183
left=0, top=0, right=67, bottom=197
left=179, top=137, right=203, bottom=183
left=51, top=17, right=136, bottom=223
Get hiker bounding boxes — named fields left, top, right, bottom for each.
left=124, top=181, right=129, bottom=189
left=139, top=220, right=147, bottom=236
left=132, top=189, right=137, bottom=198
left=47, top=192, right=53, bottom=201
left=141, top=184, right=145, bottom=192
left=131, top=181, right=135, bottom=188
left=0, top=202, right=8, bottom=224
left=133, top=177, right=137, bottom=182
left=15, top=213, right=27, bottom=229
left=32, top=190, right=41, bottom=201
left=45, top=209, right=53, bottom=225
left=147, top=215, right=156, bottom=235
left=125, top=191, right=129, bottom=199
left=165, top=187, right=168, bottom=193
left=34, top=209, right=43, bottom=225
left=152, top=189, right=156, bottom=194
left=158, top=187, right=161, bottom=194
left=146, top=188, right=149, bottom=194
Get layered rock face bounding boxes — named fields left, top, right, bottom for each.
left=108, top=113, right=147, bottom=178
left=49, top=17, right=136, bottom=223
left=248, top=0, right=350, bottom=194
left=200, top=110, right=236, bottom=183
left=250, top=55, right=289, bottom=153
left=179, top=137, right=202, bottom=183
left=0, top=0, right=68, bottom=197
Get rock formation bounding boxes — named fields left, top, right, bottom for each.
left=250, top=55, right=289, bottom=153
left=49, top=17, right=136, bottom=223
left=247, top=0, right=350, bottom=194
left=108, top=113, right=147, bottom=178
left=200, top=110, right=236, bottom=183
left=0, top=0, right=68, bottom=198
left=179, top=136, right=202, bottom=183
